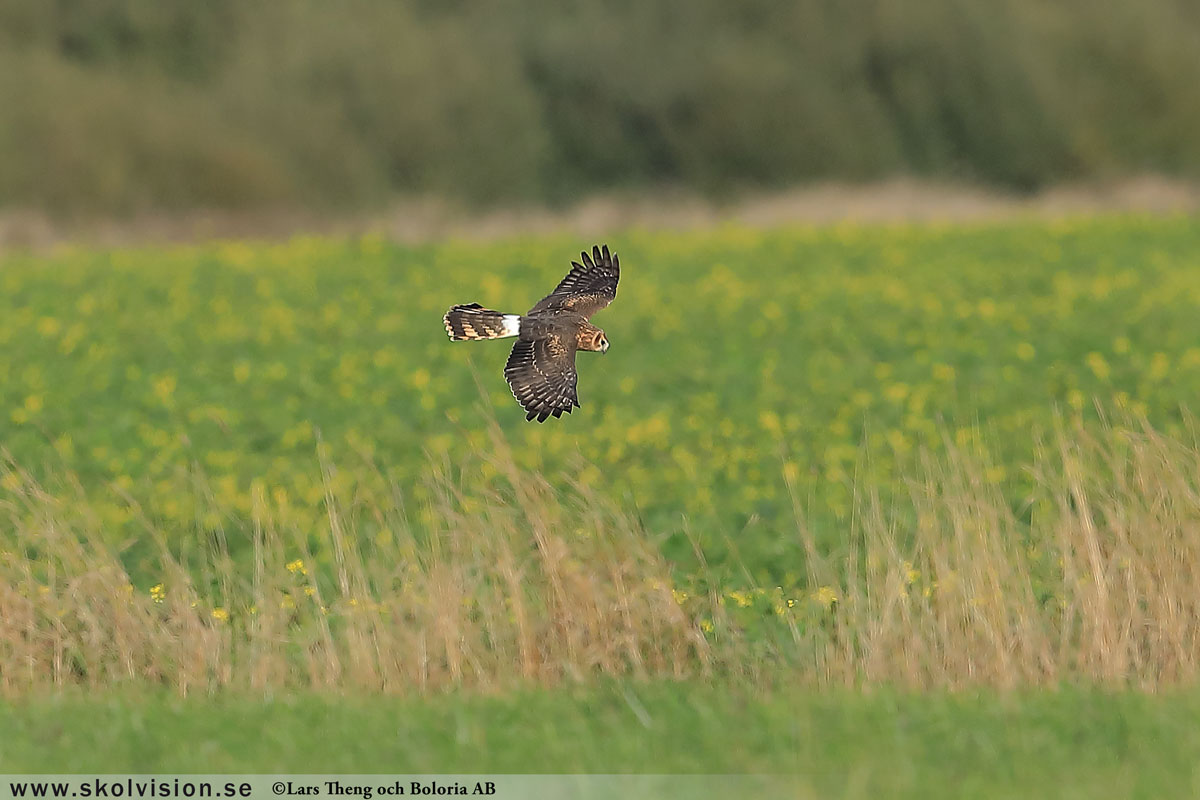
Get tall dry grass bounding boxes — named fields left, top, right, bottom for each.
left=4, top=411, right=1200, bottom=694
left=770, top=413, right=1200, bottom=690
left=0, top=418, right=705, bottom=695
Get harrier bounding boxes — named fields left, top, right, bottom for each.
left=443, top=244, right=619, bottom=421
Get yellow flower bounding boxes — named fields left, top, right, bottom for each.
left=286, top=558, right=308, bottom=576
left=211, top=607, right=229, bottom=622
left=728, top=590, right=754, bottom=608
left=812, top=586, right=838, bottom=610
left=932, top=363, right=956, bottom=381
left=150, top=584, right=166, bottom=603
left=1086, top=352, right=1110, bottom=381
left=152, top=374, right=177, bottom=403
left=1149, top=352, right=1170, bottom=382
left=36, top=317, right=61, bottom=337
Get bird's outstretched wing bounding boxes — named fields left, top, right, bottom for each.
left=504, top=334, right=580, bottom=422
left=526, top=244, right=619, bottom=319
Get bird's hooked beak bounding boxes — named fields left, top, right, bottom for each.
left=601, top=339, right=609, bottom=354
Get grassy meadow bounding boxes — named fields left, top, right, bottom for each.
left=6, top=685, right=1200, bottom=797
left=5, top=215, right=1200, bottom=781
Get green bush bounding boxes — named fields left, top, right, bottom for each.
left=1, top=0, right=1198, bottom=214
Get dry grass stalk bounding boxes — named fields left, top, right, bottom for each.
left=0, top=421, right=704, bottom=695
left=770, top=413, right=1200, bottom=689
left=5, top=412, right=1200, bottom=693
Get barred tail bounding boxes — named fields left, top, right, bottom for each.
left=443, top=303, right=521, bottom=341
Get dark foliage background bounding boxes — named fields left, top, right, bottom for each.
left=3, top=0, right=1198, bottom=214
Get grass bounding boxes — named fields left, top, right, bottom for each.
left=1, top=415, right=706, bottom=694
left=4, top=683, right=1200, bottom=798
left=6, top=403, right=1200, bottom=693
left=5, top=217, right=1200, bottom=779
left=4, top=217, right=1200, bottom=579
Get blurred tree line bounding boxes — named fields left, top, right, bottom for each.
left=1, top=0, right=1198, bottom=215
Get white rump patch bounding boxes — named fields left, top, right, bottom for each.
left=500, top=314, right=521, bottom=337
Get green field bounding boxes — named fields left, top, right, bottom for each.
left=5, top=218, right=1200, bottom=557
left=4, top=217, right=1200, bottom=781
left=4, top=684, right=1200, bottom=796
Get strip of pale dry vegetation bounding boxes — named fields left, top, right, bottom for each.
left=0, top=415, right=705, bottom=694
left=769, top=412, right=1200, bottom=690
left=3, top=409, right=1200, bottom=695
left=3, top=176, right=1198, bottom=252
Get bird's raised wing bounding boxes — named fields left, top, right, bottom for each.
left=504, top=334, right=580, bottom=422
left=526, top=244, right=619, bottom=319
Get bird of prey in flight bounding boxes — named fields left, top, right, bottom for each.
left=444, top=244, right=619, bottom=421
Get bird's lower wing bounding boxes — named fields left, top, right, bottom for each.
left=504, top=336, right=580, bottom=422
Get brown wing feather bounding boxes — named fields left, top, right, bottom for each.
left=527, top=244, right=619, bottom=319
left=503, top=334, right=580, bottom=422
